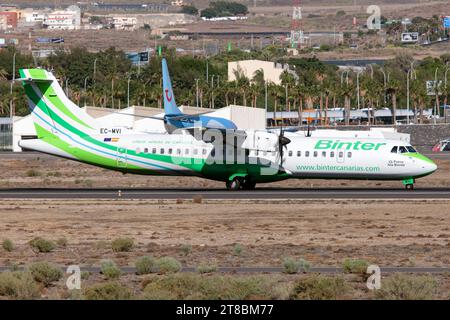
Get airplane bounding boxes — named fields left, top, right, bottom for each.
left=160, top=58, right=238, bottom=133
left=17, top=68, right=437, bottom=190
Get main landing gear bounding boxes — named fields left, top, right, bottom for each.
left=226, top=176, right=256, bottom=191
left=403, top=178, right=415, bottom=191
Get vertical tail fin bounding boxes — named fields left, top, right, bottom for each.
left=19, top=69, right=98, bottom=138
left=162, top=58, right=182, bottom=115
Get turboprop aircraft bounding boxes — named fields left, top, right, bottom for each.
left=17, top=68, right=437, bottom=190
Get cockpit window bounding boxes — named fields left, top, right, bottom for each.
left=399, top=146, right=408, bottom=153
left=391, top=146, right=398, bottom=153
left=406, top=146, right=417, bottom=153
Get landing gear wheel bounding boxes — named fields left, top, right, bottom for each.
left=405, top=184, right=414, bottom=190
left=226, top=178, right=241, bottom=191
left=242, top=180, right=256, bottom=190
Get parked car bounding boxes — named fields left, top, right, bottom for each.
left=432, top=139, right=450, bottom=152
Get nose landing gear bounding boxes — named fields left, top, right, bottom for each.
left=402, top=178, right=415, bottom=190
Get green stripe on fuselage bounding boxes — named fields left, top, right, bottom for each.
left=403, top=152, right=435, bottom=165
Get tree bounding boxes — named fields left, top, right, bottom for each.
left=181, top=5, right=198, bottom=15
left=386, top=79, right=400, bottom=125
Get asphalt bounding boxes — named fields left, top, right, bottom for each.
left=0, top=187, right=449, bottom=199
left=1, top=266, right=449, bottom=274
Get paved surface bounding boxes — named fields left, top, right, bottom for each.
left=1, top=266, right=450, bottom=274
left=0, top=187, right=449, bottom=199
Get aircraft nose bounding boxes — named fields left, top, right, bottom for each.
left=420, top=156, right=437, bottom=174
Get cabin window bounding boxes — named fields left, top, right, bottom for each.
left=348, top=152, right=352, bottom=158
left=338, top=151, right=343, bottom=158
left=176, top=149, right=181, bottom=155
left=322, top=151, right=326, bottom=157
left=263, top=151, right=267, bottom=156
left=144, top=148, right=148, bottom=154
left=202, top=149, right=207, bottom=155
left=168, top=148, right=173, bottom=155
left=391, top=146, right=398, bottom=153
left=313, top=151, right=318, bottom=157
left=152, top=148, right=156, bottom=154
left=185, top=148, right=189, bottom=155
left=305, top=151, right=310, bottom=157
left=193, top=149, right=198, bottom=155
left=297, top=151, right=301, bottom=157
left=330, top=151, right=335, bottom=158
left=288, top=151, right=293, bottom=157
left=160, top=148, right=165, bottom=154
left=399, top=146, right=408, bottom=153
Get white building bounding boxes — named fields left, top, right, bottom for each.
left=43, top=5, right=81, bottom=30
left=23, top=11, right=46, bottom=23
left=228, top=60, right=297, bottom=85
left=111, top=16, right=137, bottom=30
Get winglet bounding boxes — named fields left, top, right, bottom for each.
left=162, top=58, right=181, bottom=115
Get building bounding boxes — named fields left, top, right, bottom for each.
left=228, top=60, right=297, bottom=85
left=0, top=11, right=18, bottom=29
left=111, top=16, right=137, bottom=30
left=108, top=13, right=196, bottom=30
left=0, top=15, right=7, bottom=31
left=43, top=6, right=81, bottom=30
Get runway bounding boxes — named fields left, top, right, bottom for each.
left=0, top=187, right=449, bottom=199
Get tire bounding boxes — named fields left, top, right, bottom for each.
left=242, top=180, right=256, bottom=190
left=226, top=178, right=241, bottom=191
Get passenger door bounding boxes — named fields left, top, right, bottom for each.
left=117, top=146, right=128, bottom=168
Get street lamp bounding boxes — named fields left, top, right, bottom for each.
left=84, top=76, right=89, bottom=107
left=434, top=67, right=439, bottom=123
left=127, top=75, right=132, bottom=108
left=407, top=69, right=411, bottom=124
left=356, top=71, right=362, bottom=110
left=195, top=78, right=199, bottom=108
left=9, top=52, right=17, bottom=119
left=93, top=58, right=98, bottom=82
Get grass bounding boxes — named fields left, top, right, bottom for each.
left=157, top=257, right=182, bottom=274
left=142, top=274, right=279, bottom=300
left=2, top=238, right=14, bottom=252
left=196, top=262, right=218, bottom=274
left=374, top=274, right=437, bottom=300
left=233, top=243, right=244, bottom=256
left=342, top=259, right=370, bottom=275
left=29, top=237, right=56, bottom=253
left=25, top=169, right=41, bottom=177
left=28, top=262, right=63, bottom=287
left=289, top=275, right=348, bottom=300
left=56, top=237, right=68, bottom=248
left=180, top=244, right=192, bottom=256
left=84, top=282, right=133, bottom=300
left=135, top=256, right=157, bottom=275
left=283, top=257, right=311, bottom=274
left=100, top=260, right=121, bottom=280
left=111, top=237, right=134, bottom=252
left=0, top=271, right=40, bottom=299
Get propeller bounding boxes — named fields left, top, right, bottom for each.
left=278, top=109, right=291, bottom=166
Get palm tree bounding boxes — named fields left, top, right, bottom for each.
left=386, top=79, right=400, bottom=125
